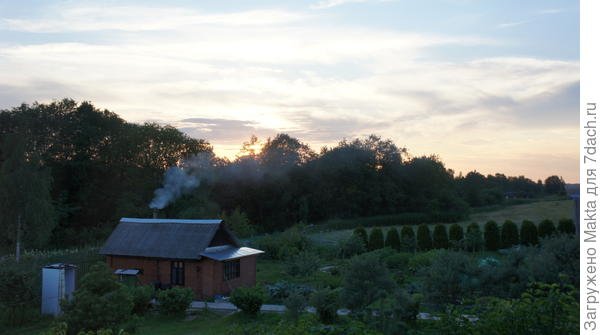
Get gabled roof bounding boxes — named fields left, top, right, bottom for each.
left=99, top=218, right=238, bottom=259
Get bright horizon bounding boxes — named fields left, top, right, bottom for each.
left=0, top=0, right=580, bottom=183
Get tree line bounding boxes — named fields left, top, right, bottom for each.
left=0, top=99, right=568, bottom=251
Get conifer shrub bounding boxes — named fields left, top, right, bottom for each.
left=538, top=219, right=556, bottom=238
left=400, top=226, right=416, bottom=252
left=484, top=220, right=501, bottom=251
left=432, top=224, right=449, bottom=249
left=501, top=220, right=519, bottom=248
left=465, top=223, right=483, bottom=252
left=416, top=224, right=432, bottom=251
left=353, top=227, right=368, bottom=247
left=520, top=220, right=539, bottom=246
left=385, top=228, right=401, bottom=250
left=448, top=223, right=464, bottom=249
left=368, top=228, right=385, bottom=250
left=557, top=218, right=576, bottom=235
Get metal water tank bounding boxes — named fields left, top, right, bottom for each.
left=41, top=263, right=77, bottom=316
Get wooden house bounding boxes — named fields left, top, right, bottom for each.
left=99, top=218, right=263, bottom=299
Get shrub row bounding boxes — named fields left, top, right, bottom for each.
left=351, top=218, right=576, bottom=252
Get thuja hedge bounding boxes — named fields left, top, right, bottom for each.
left=345, top=218, right=575, bottom=255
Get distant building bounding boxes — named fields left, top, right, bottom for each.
left=100, top=218, right=263, bottom=299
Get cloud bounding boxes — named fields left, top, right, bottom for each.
left=1, top=7, right=309, bottom=32
left=310, top=0, right=383, bottom=10
left=539, top=8, right=564, bottom=15
left=496, top=20, right=529, bottom=29
left=0, top=2, right=579, bottom=181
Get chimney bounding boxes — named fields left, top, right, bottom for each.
left=153, top=209, right=158, bottom=219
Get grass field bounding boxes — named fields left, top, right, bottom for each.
left=308, top=199, right=574, bottom=246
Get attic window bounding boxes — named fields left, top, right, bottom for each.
left=223, top=259, right=240, bottom=281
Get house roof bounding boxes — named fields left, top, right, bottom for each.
left=200, top=245, right=264, bottom=261
left=100, top=218, right=237, bottom=259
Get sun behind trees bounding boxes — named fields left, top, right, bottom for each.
left=0, top=99, right=568, bottom=251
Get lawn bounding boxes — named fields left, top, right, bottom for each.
left=308, top=199, right=574, bottom=246
left=4, top=311, right=285, bottom=335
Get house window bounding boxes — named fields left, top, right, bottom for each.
left=223, top=259, right=240, bottom=281
left=171, top=261, right=185, bottom=286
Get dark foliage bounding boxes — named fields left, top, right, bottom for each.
left=501, top=220, right=519, bottom=248
left=230, top=286, right=266, bottom=316
left=368, top=228, right=384, bottom=251
left=448, top=223, right=463, bottom=249
left=341, top=252, right=396, bottom=311
left=385, top=228, right=401, bottom=250
left=484, top=220, right=501, bottom=251
left=416, top=224, right=432, bottom=251
left=520, top=220, right=539, bottom=246
left=61, top=263, right=133, bottom=334
left=338, top=235, right=366, bottom=258
left=0, top=269, right=36, bottom=326
left=432, top=224, right=449, bottom=249
left=464, top=223, right=483, bottom=252
left=310, top=288, right=339, bottom=324
left=352, top=227, right=368, bottom=248
left=400, top=226, right=416, bottom=252
left=544, top=175, right=566, bottom=195
left=557, top=218, right=576, bottom=235
left=0, top=99, right=557, bottom=247
left=157, top=287, right=193, bottom=316
left=538, top=219, right=556, bottom=238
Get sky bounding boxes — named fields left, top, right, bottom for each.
left=0, top=0, right=580, bottom=182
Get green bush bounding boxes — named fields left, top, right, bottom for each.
left=352, top=227, right=368, bottom=247
left=284, top=251, right=320, bottom=277
left=61, top=263, right=133, bottom=334
left=223, top=208, right=255, bottom=238
left=416, top=224, right=432, bottom=251
left=501, top=220, right=519, bottom=248
left=368, top=228, right=385, bottom=250
left=254, top=227, right=310, bottom=260
left=432, top=224, right=449, bottom=249
left=230, top=286, right=265, bottom=315
left=557, top=218, right=576, bottom=235
left=520, top=220, right=539, bottom=246
left=341, top=253, right=396, bottom=311
left=127, top=285, right=154, bottom=316
left=484, top=220, right=501, bottom=251
left=475, top=283, right=578, bottom=334
left=0, top=269, right=36, bottom=327
left=464, top=223, right=483, bottom=252
left=448, top=223, right=463, bottom=249
left=157, top=287, right=193, bottom=316
left=538, top=219, right=556, bottom=238
left=283, top=291, right=308, bottom=320
left=310, top=288, right=339, bottom=324
left=421, top=251, right=477, bottom=303
left=337, top=234, right=366, bottom=258
left=400, top=226, right=416, bottom=252
left=385, top=228, right=401, bottom=250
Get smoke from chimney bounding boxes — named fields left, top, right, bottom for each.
left=148, top=152, right=215, bottom=210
